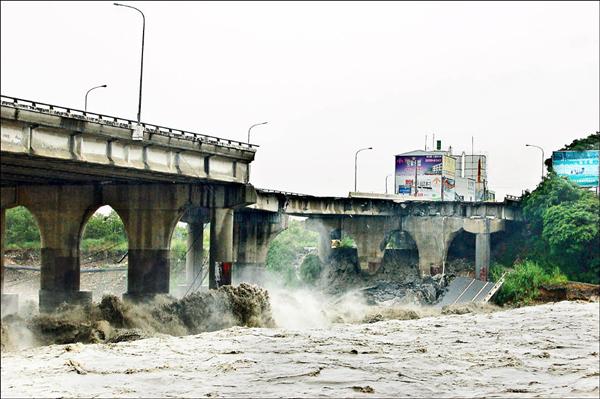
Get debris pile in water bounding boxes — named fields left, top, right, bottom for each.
left=1, top=283, right=274, bottom=351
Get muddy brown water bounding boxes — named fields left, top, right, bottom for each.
left=1, top=300, right=598, bottom=398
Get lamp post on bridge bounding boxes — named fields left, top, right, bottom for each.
left=385, top=174, right=393, bottom=194
left=525, top=144, right=545, bottom=180
left=247, top=122, right=268, bottom=143
left=84, top=84, right=107, bottom=112
left=114, top=2, right=145, bottom=124
left=354, top=147, right=373, bottom=192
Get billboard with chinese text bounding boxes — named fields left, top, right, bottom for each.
left=395, top=155, right=443, bottom=200
left=552, top=150, right=599, bottom=187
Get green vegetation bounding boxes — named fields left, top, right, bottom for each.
left=338, top=236, right=357, bottom=248
left=558, top=132, right=600, bottom=152
left=299, top=254, right=323, bottom=284
left=520, top=173, right=599, bottom=284
left=80, top=210, right=127, bottom=252
left=265, top=219, right=319, bottom=286
left=490, top=133, right=599, bottom=304
left=4, top=206, right=40, bottom=249
left=491, top=261, right=568, bottom=305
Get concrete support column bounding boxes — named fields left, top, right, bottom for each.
left=233, top=211, right=289, bottom=285
left=186, top=221, right=205, bottom=290
left=464, top=218, right=505, bottom=281
left=16, top=186, right=97, bottom=312
left=106, top=184, right=185, bottom=302
left=1, top=207, right=19, bottom=316
left=354, top=233, right=385, bottom=271
left=121, top=205, right=181, bottom=300
left=209, top=208, right=234, bottom=289
left=1, top=207, right=5, bottom=295
left=342, top=216, right=397, bottom=272
left=403, top=216, right=464, bottom=277
left=476, top=232, right=491, bottom=281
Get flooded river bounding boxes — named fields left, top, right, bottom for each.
left=1, top=300, right=598, bottom=398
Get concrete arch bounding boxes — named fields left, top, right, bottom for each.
left=447, top=228, right=475, bottom=262
left=78, top=205, right=129, bottom=299
left=1, top=205, right=43, bottom=313
left=5, top=185, right=101, bottom=311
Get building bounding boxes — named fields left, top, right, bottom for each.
left=394, top=144, right=494, bottom=202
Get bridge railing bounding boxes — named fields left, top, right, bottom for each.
left=504, top=194, right=522, bottom=202
left=0, top=95, right=258, bottom=151
left=257, top=188, right=315, bottom=197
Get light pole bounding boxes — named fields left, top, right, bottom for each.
left=84, top=84, right=107, bottom=112
left=114, top=2, right=145, bottom=123
left=525, top=144, right=545, bottom=179
left=354, top=147, right=373, bottom=192
left=385, top=174, right=393, bottom=194
left=247, top=122, right=268, bottom=143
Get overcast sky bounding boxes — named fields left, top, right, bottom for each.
left=1, top=1, right=598, bottom=198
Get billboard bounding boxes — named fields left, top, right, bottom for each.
left=442, top=177, right=456, bottom=200
left=552, top=150, right=599, bottom=187
left=442, top=155, right=456, bottom=178
left=395, top=155, right=443, bottom=200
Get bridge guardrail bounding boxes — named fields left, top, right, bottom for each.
left=1, top=95, right=258, bottom=152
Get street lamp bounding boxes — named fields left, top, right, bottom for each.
left=354, top=147, right=373, bottom=192
left=525, top=144, right=545, bottom=179
left=84, top=84, right=107, bottom=112
left=385, top=174, right=393, bottom=194
left=114, top=2, right=145, bottom=123
left=247, top=122, right=268, bottom=143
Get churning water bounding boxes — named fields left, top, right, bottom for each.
left=1, top=300, right=598, bottom=398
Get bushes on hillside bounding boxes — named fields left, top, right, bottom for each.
left=521, top=173, right=599, bottom=283
left=491, top=261, right=568, bottom=305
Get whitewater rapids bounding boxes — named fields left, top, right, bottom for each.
left=1, top=300, right=599, bottom=398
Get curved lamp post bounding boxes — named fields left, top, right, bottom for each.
left=247, top=121, right=268, bottom=143
left=354, top=147, right=373, bottom=192
left=114, top=2, right=145, bottom=123
left=385, top=174, right=393, bottom=194
left=525, top=144, right=545, bottom=179
left=84, top=84, right=107, bottom=112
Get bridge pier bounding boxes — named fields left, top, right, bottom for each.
left=209, top=208, right=235, bottom=289
left=233, top=211, right=289, bottom=285
left=464, top=218, right=504, bottom=281
left=342, top=216, right=398, bottom=272
left=106, top=184, right=186, bottom=302
left=186, top=221, right=205, bottom=290
left=1, top=205, right=19, bottom=317
left=403, top=216, right=464, bottom=277
left=17, top=186, right=97, bottom=312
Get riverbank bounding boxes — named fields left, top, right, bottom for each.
left=2, top=300, right=598, bottom=398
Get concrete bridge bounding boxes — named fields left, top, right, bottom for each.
left=1, top=95, right=522, bottom=313
left=233, top=189, right=521, bottom=283
left=1, top=95, right=256, bottom=311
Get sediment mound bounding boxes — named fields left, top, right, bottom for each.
left=1, top=283, right=273, bottom=351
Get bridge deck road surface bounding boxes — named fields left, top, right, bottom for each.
left=436, top=276, right=497, bottom=307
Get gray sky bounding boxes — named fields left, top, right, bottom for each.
left=1, top=1, right=598, bottom=199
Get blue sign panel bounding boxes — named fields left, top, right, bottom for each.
left=552, top=150, right=599, bottom=187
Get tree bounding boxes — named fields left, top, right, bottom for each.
left=4, top=206, right=40, bottom=248
left=265, top=220, right=318, bottom=286
left=299, top=254, right=322, bottom=284
left=521, top=172, right=599, bottom=283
